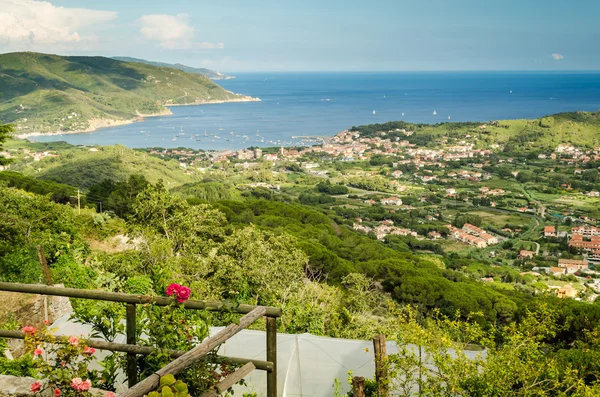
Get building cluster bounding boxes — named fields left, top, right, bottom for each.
left=448, top=223, right=498, bottom=248
left=543, top=144, right=600, bottom=164
left=566, top=225, right=600, bottom=262
left=236, top=148, right=263, bottom=160
left=353, top=219, right=417, bottom=241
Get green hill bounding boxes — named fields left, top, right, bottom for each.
left=0, top=52, right=257, bottom=134
left=5, top=142, right=197, bottom=190
left=351, top=110, right=600, bottom=149
left=111, top=56, right=233, bottom=80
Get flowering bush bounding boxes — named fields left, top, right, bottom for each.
left=22, top=323, right=102, bottom=397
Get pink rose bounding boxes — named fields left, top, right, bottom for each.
left=68, top=336, right=79, bottom=346
left=34, top=348, right=43, bottom=356
left=70, top=378, right=83, bottom=390
left=54, top=388, right=61, bottom=396
left=83, top=346, right=96, bottom=355
left=43, top=320, right=50, bottom=325
left=31, top=382, right=42, bottom=393
left=106, top=392, right=116, bottom=397
left=80, top=379, right=91, bottom=391
left=22, top=326, right=36, bottom=335
left=176, top=286, right=191, bottom=302
left=166, top=283, right=181, bottom=296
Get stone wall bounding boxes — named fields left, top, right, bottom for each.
left=1, top=286, right=73, bottom=357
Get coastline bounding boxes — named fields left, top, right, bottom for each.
left=14, top=95, right=260, bottom=140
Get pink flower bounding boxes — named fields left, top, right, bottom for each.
left=176, top=286, right=191, bottom=302
left=166, top=283, right=181, bottom=296
left=61, top=361, right=66, bottom=367
left=83, top=346, right=96, bottom=355
left=70, top=378, right=83, bottom=390
left=31, top=382, right=42, bottom=393
left=43, top=320, right=50, bottom=325
left=22, top=326, right=36, bottom=335
left=54, top=388, right=61, bottom=396
left=70, top=378, right=91, bottom=391
left=106, top=393, right=116, bottom=397
left=80, top=379, right=91, bottom=391
left=34, top=348, right=44, bottom=356
left=68, top=336, right=79, bottom=346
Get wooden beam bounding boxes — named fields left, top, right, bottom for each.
left=118, top=306, right=266, bottom=397
left=36, top=246, right=52, bottom=286
left=0, top=330, right=274, bottom=372
left=0, top=282, right=282, bottom=317
left=198, top=362, right=256, bottom=397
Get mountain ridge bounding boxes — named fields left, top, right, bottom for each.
left=111, top=56, right=234, bottom=80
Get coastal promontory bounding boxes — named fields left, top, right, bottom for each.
left=0, top=52, right=259, bottom=135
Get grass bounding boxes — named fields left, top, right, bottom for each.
left=468, top=210, right=530, bottom=229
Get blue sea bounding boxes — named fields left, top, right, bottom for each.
left=32, top=72, right=600, bottom=150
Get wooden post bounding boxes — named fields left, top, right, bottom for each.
left=36, top=246, right=52, bottom=285
left=266, top=316, right=277, bottom=397
left=126, top=303, right=137, bottom=388
left=352, top=376, right=366, bottom=397
left=373, top=335, right=389, bottom=397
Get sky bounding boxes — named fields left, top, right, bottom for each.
left=0, top=0, right=599, bottom=72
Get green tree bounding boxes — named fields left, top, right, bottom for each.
left=0, top=123, right=13, bottom=166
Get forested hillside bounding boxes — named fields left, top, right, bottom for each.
left=0, top=52, right=256, bottom=134
left=111, top=57, right=233, bottom=80
left=351, top=110, right=600, bottom=149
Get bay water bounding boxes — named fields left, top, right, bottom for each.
left=32, top=72, right=600, bottom=150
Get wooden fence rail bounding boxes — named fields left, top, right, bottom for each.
left=0, top=330, right=273, bottom=372
left=0, top=282, right=282, bottom=317
left=0, top=283, right=279, bottom=397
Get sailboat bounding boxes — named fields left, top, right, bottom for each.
left=373, top=110, right=376, bottom=115
left=433, top=110, right=437, bottom=116
left=448, top=116, right=451, bottom=120
left=402, top=112, right=405, bottom=116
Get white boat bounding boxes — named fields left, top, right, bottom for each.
left=372, top=110, right=376, bottom=115
left=402, top=112, right=405, bottom=116
left=448, top=116, right=451, bottom=120
left=433, top=110, right=437, bottom=116
left=510, top=90, right=513, bottom=94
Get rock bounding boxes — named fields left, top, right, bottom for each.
left=1, top=286, right=73, bottom=357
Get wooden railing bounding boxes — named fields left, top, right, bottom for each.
left=0, top=282, right=280, bottom=397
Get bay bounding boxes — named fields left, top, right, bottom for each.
left=32, top=72, right=600, bottom=150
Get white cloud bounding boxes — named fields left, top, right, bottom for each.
left=0, top=0, right=117, bottom=48
left=552, top=53, right=564, bottom=61
left=138, top=14, right=223, bottom=50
